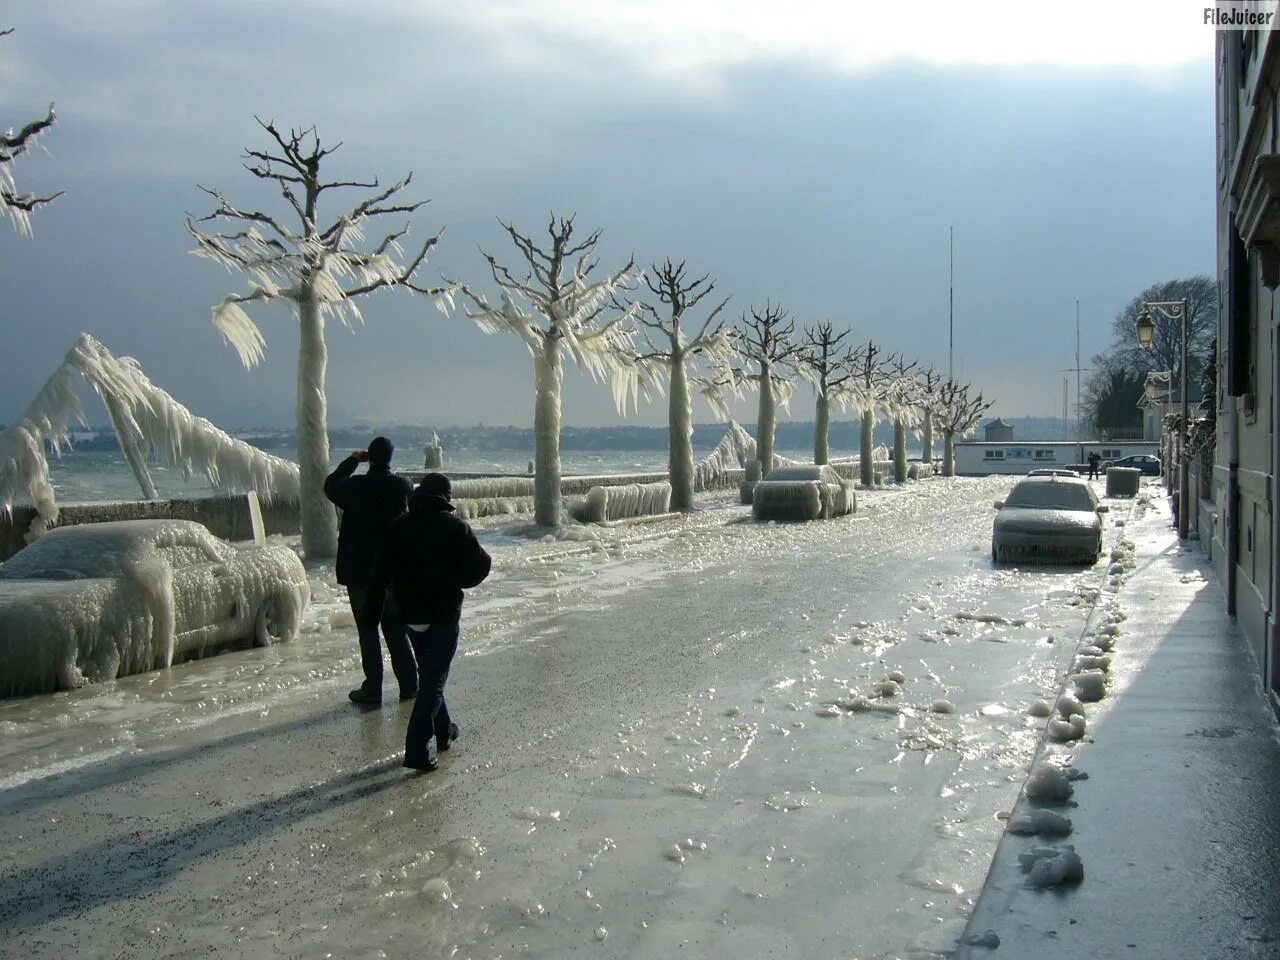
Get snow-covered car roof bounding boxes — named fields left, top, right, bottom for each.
left=1004, top=477, right=1098, bottom=511
left=0, top=519, right=233, bottom=580
left=760, top=465, right=841, bottom=482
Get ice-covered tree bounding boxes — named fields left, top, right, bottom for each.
left=632, top=260, right=735, bottom=511
left=188, top=119, right=450, bottom=559
left=849, top=341, right=902, bottom=487
left=885, top=354, right=919, bottom=483
left=935, top=379, right=995, bottom=476
left=454, top=216, right=647, bottom=527
left=796, top=321, right=863, bottom=465
left=1, top=29, right=61, bottom=234
left=733, top=303, right=801, bottom=476
left=916, top=368, right=943, bottom=466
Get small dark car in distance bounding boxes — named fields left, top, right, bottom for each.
left=991, top=475, right=1108, bottom=565
left=1104, top=454, right=1161, bottom=476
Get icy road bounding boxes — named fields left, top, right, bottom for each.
left=0, top=477, right=1125, bottom=959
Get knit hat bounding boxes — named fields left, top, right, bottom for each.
left=419, top=472, right=452, bottom=501
left=368, top=436, right=394, bottom=466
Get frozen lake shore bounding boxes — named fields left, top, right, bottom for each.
left=0, top=477, right=1125, bottom=959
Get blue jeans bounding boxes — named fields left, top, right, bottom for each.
left=347, top=585, right=417, bottom=696
left=405, top=617, right=460, bottom=762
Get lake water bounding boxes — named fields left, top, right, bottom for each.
left=45, top=444, right=920, bottom=503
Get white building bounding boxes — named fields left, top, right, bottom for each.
left=954, top=440, right=1159, bottom=476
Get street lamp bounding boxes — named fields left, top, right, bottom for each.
left=1135, top=300, right=1190, bottom=539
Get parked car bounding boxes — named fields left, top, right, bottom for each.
left=991, top=476, right=1107, bottom=565
left=0, top=519, right=310, bottom=696
left=1104, top=454, right=1161, bottom=476
left=752, top=464, right=856, bottom=521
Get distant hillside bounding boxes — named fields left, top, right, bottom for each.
left=45, top=415, right=1075, bottom=457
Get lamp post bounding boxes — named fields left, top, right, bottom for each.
left=1136, top=298, right=1190, bottom=539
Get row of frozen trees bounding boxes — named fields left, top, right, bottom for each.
left=188, top=123, right=995, bottom=553
left=3, top=91, right=993, bottom=555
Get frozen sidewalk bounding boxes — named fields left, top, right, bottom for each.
left=957, top=496, right=1280, bottom=959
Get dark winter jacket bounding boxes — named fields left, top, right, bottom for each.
left=323, top=456, right=414, bottom=587
left=362, top=488, right=492, bottom=627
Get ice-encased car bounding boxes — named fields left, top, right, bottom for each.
left=0, top=519, right=310, bottom=696
left=991, top=476, right=1107, bottom=565
left=752, top=465, right=856, bottom=521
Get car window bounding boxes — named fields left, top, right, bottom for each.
left=1005, top=481, right=1096, bottom=511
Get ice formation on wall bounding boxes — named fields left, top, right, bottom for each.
left=577, top=481, right=672, bottom=523
left=0, top=334, right=300, bottom=541
left=693, top=420, right=755, bottom=492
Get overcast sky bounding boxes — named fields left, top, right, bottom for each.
left=1, top=0, right=1216, bottom=429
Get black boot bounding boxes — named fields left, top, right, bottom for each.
left=437, top=722, right=460, bottom=753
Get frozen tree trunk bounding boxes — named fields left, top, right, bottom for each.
left=860, top=410, right=875, bottom=487
left=943, top=433, right=956, bottom=477
left=757, top=360, right=776, bottom=477
left=534, top=339, right=564, bottom=527
left=297, top=296, right=338, bottom=559
left=668, top=353, right=695, bottom=511
left=814, top=389, right=830, bottom=465
left=103, top=394, right=158, bottom=500
left=893, top=419, right=907, bottom=483
left=922, top=413, right=934, bottom=466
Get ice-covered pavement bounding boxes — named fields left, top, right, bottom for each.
left=1, top=477, right=1127, bottom=959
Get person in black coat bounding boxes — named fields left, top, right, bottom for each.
left=363, top=473, right=492, bottom=772
left=323, top=436, right=418, bottom=705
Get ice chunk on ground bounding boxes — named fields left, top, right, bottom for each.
left=963, top=929, right=1001, bottom=948
left=1007, top=810, right=1073, bottom=836
left=1024, top=762, right=1074, bottom=802
left=1026, top=700, right=1053, bottom=718
left=1019, top=845, right=1084, bottom=886
left=1056, top=692, right=1084, bottom=718
left=931, top=699, right=956, bottom=714
left=1048, top=714, right=1086, bottom=742
left=1071, top=669, right=1108, bottom=702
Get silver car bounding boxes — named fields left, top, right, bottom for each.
left=991, top=476, right=1107, bottom=565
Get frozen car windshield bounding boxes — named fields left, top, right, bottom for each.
left=1004, top=482, right=1096, bottom=511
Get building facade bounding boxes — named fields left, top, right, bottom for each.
left=1215, top=23, right=1279, bottom=711
left=954, top=440, right=1158, bottom=476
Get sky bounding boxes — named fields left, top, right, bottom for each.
left=0, top=0, right=1217, bottom=430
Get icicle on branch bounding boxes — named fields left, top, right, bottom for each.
left=1, top=28, right=62, bottom=234
left=0, top=334, right=300, bottom=542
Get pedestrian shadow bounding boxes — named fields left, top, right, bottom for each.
left=0, top=757, right=412, bottom=934
left=0, top=702, right=388, bottom=815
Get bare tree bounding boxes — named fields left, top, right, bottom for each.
left=849, top=341, right=902, bottom=487
left=1, top=29, right=61, bottom=234
left=189, top=119, right=450, bottom=558
left=734, top=303, right=801, bottom=476
left=632, top=260, right=734, bottom=510
left=885, top=354, right=920, bottom=483
left=454, top=215, right=647, bottom=526
left=796, top=321, right=861, bottom=465
left=915, top=367, right=944, bottom=466
left=935, top=379, right=995, bottom=476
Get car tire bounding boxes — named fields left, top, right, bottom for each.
left=255, top=596, right=287, bottom=645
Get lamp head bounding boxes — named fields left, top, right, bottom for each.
left=1135, top=307, right=1155, bottom=349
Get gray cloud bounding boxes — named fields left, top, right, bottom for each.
left=0, top=1, right=1213, bottom=429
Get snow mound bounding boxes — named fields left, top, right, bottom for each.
left=1070, top=669, right=1108, bottom=702
left=1024, top=762, right=1074, bottom=802
left=1019, top=845, right=1084, bottom=886
left=1007, top=809, right=1073, bottom=836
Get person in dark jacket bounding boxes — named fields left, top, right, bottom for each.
left=323, top=436, right=418, bottom=705
left=363, top=473, right=492, bottom=772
